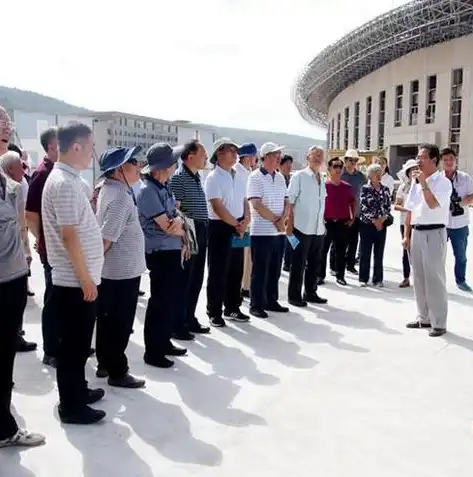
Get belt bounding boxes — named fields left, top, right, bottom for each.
left=412, top=224, right=445, bottom=231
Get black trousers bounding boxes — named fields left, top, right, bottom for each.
left=330, top=217, right=360, bottom=270
left=53, top=285, right=96, bottom=412
left=288, top=230, right=324, bottom=300
left=0, top=275, right=27, bottom=440
left=42, top=260, right=58, bottom=358
left=250, top=235, right=285, bottom=309
left=320, top=220, right=350, bottom=280
left=359, top=222, right=387, bottom=284
left=206, top=220, right=244, bottom=317
left=96, top=277, right=140, bottom=379
left=283, top=237, right=292, bottom=269
left=144, top=250, right=182, bottom=358
left=400, top=225, right=411, bottom=279
left=175, top=221, right=208, bottom=332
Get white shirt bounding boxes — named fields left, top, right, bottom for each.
left=405, top=171, right=452, bottom=226
left=20, top=177, right=29, bottom=207
left=443, top=170, right=473, bottom=229
left=288, top=167, right=326, bottom=235
left=395, top=181, right=411, bottom=225
left=381, top=173, right=395, bottom=196
left=235, top=162, right=251, bottom=189
left=204, top=165, right=246, bottom=220
left=247, top=168, right=287, bottom=236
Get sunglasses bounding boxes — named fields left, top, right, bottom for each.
left=127, top=158, right=139, bottom=166
left=331, top=164, right=343, bottom=170
left=347, top=158, right=358, bottom=163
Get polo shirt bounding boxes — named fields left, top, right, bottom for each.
left=247, top=167, right=287, bottom=236
left=443, top=170, right=473, bottom=229
left=324, top=180, right=355, bottom=221
left=96, top=179, right=146, bottom=280
left=235, top=162, right=251, bottom=188
left=169, top=164, right=208, bottom=221
left=25, top=157, right=54, bottom=260
left=0, top=173, right=28, bottom=284
left=341, top=169, right=366, bottom=217
left=288, top=167, right=326, bottom=236
left=405, top=171, right=452, bottom=226
left=204, top=165, right=246, bottom=220
left=42, top=162, right=104, bottom=287
left=137, top=176, right=182, bottom=252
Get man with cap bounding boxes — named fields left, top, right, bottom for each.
left=247, top=142, right=290, bottom=318
left=204, top=138, right=250, bottom=327
left=235, top=143, right=257, bottom=299
left=279, top=154, right=294, bottom=272
left=0, top=106, right=45, bottom=447
left=94, top=147, right=146, bottom=388
left=137, top=142, right=188, bottom=368
left=169, top=139, right=211, bottom=338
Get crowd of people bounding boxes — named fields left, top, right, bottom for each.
left=1, top=105, right=472, bottom=447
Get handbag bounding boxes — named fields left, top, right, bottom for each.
left=385, top=213, right=394, bottom=227
left=232, top=232, right=251, bottom=248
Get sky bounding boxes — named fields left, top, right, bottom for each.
left=3, top=0, right=409, bottom=139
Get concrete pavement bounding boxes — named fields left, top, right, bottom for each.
left=3, top=219, right=473, bottom=477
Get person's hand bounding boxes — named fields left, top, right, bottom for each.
left=346, top=218, right=355, bottom=227
left=286, top=223, right=294, bottom=236
left=80, top=276, right=98, bottom=302
left=168, top=218, right=185, bottom=236
left=182, top=244, right=191, bottom=261
left=411, top=169, right=426, bottom=186
left=274, top=217, right=285, bottom=233
left=402, top=236, right=411, bottom=250
left=240, top=216, right=250, bottom=231
left=235, top=222, right=246, bottom=237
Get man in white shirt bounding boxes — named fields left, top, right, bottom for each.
left=236, top=143, right=258, bottom=299
left=287, top=146, right=327, bottom=307
left=403, top=144, right=452, bottom=337
left=247, top=142, right=289, bottom=318
left=204, top=138, right=250, bottom=327
left=441, top=148, right=473, bottom=292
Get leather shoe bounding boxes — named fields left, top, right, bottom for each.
left=265, top=303, right=289, bottom=313
left=87, top=388, right=105, bottom=405
left=166, top=344, right=187, bottom=357
left=429, top=328, right=446, bottom=337
left=250, top=308, right=268, bottom=318
left=108, top=374, right=145, bottom=389
left=289, top=299, right=307, bottom=307
left=303, top=294, right=328, bottom=304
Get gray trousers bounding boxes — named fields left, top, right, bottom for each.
left=410, top=228, right=448, bottom=329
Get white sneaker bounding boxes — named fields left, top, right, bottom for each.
left=360, top=282, right=368, bottom=287
left=0, top=429, right=45, bottom=448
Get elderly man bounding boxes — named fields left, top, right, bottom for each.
left=42, top=122, right=106, bottom=425
left=0, top=150, right=36, bottom=353
left=404, top=144, right=452, bottom=337
left=94, top=147, right=146, bottom=388
left=247, top=142, right=289, bottom=318
left=205, top=138, right=250, bottom=327
left=0, top=106, right=45, bottom=448
left=286, top=146, right=327, bottom=307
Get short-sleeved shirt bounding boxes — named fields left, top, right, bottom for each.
left=25, top=157, right=54, bottom=260
left=444, top=170, right=473, bottom=229
left=324, top=180, right=355, bottom=221
left=235, top=162, right=251, bottom=187
left=359, top=183, right=392, bottom=224
left=405, top=171, right=452, bottom=226
left=381, top=173, right=395, bottom=196
left=204, top=165, right=246, bottom=220
left=137, top=176, right=182, bottom=252
left=169, top=165, right=208, bottom=221
left=341, top=170, right=366, bottom=217
left=247, top=168, right=287, bottom=236
left=96, top=179, right=146, bottom=280
left=42, top=162, right=104, bottom=287
left=0, top=173, right=28, bottom=284
left=395, top=181, right=411, bottom=224
left=288, top=167, right=326, bottom=236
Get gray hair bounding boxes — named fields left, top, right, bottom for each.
left=366, top=163, right=383, bottom=178
left=0, top=151, right=21, bottom=175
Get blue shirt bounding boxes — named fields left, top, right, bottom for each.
left=137, top=176, right=182, bottom=252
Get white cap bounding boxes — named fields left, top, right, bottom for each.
left=260, top=142, right=284, bottom=157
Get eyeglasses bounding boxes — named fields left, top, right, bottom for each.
left=127, top=158, right=139, bottom=166
left=331, top=164, right=343, bottom=170
left=347, top=158, right=358, bottom=163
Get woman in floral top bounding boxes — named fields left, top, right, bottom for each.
left=359, top=163, right=392, bottom=287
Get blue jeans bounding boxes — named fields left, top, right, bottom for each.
left=447, top=226, right=469, bottom=284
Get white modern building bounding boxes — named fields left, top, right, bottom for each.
left=293, top=0, right=473, bottom=174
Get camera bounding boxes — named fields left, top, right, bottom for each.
left=450, top=186, right=465, bottom=217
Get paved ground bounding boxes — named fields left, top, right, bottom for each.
left=3, top=216, right=473, bottom=477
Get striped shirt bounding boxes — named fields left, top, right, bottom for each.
left=247, top=167, right=287, bottom=236
left=169, top=164, right=208, bottom=221
left=96, top=179, right=146, bottom=280
left=42, top=162, right=104, bottom=287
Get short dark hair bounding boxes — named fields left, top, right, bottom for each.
left=181, top=139, right=200, bottom=162
left=419, top=143, right=441, bottom=165
left=40, top=127, right=58, bottom=153
left=57, top=122, right=92, bottom=154
left=7, top=143, right=22, bottom=155
left=328, top=157, right=343, bottom=168
left=280, top=154, right=294, bottom=166
left=440, top=147, right=457, bottom=158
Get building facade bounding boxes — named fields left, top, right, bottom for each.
left=293, top=0, right=473, bottom=175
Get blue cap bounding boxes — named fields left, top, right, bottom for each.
left=141, top=142, right=184, bottom=174
left=239, top=143, right=257, bottom=158
left=99, top=146, right=142, bottom=176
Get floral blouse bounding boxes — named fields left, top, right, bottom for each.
left=359, top=183, right=392, bottom=224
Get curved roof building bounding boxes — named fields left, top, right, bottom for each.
left=293, top=0, right=473, bottom=172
